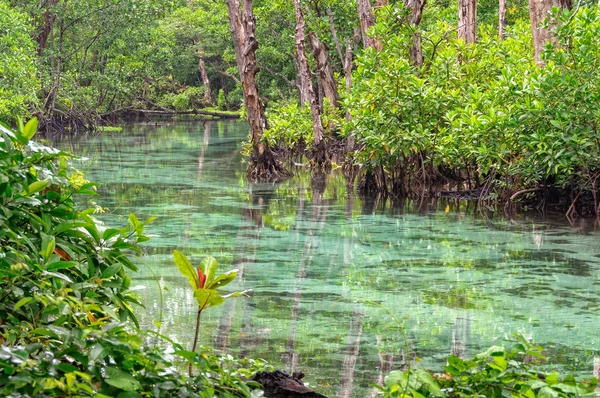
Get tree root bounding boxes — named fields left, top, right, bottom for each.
left=246, top=158, right=292, bottom=183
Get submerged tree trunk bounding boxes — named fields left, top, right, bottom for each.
left=308, top=32, right=340, bottom=109
left=458, top=0, right=477, bottom=44
left=227, top=0, right=286, bottom=181
left=498, top=0, right=507, bottom=39
left=293, top=0, right=327, bottom=166
left=528, top=0, right=572, bottom=64
left=357, top=0, right=382, bottom=50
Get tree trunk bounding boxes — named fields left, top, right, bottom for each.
left=458, top=0, right=477, bottom=44
left=498, top=0, right=507, bottom=39
left=528, top=0, right=572, bottom=64
left=36, top=0, right=58, bottom=56
left=344, top=29, right=360, bottom=153
left=406, top=0, right=427, bottom=66
left=357, top=0, right=382, bottom=50
left=327, top=7, right=345, bottom=71
left=197, top=51, right=212, bottom=103
left=308, top=32, right=340, bottom=109
left=374, top=0, right=389, bottom=8
left=293, top=0, right=327, bottom=166
left=227, top=0, right=285, bottom=181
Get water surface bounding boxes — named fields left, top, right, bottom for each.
left=56, top=121, right=600, bottom=397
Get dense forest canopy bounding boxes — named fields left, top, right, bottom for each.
left=1, top=0, right=600, bottom=208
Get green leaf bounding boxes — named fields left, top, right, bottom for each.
left=117, top=392, right=142, bottom=398
left=90, top=344, right=107, bottom=361
left=56, top=363, right=78, bottom=373
left=174, top=250, right=198, bottom=290
left=27, top=180, right=49, bottom=195
left=201, top=256, right=219, bottom=285
left=205, top=269, right=237, bottom=290
left=102, top=263, right=122, bottom=279
left=14, top=297, right=33, bottom=310
left=103, top=228, right=122, bottom=240
left=193, top=289, right=224, bottom=310
left=41, top=234, right=55, bottom=263
left=385, top=370, right=406, bottom=388
left=104, top=367, right=141, bottom=391
left=46, top=261, right=78, bottom=272
left=84, top=224, right=101, bottom=244
left=54, top=221, right=89, bottom=235
left=23, top=118, right=38, bottom=140
left=415, top=369, right=444, bottom=397
left=537, top=387, right=559, bottom=398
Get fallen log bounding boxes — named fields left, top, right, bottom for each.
left=252, top=371, right=329, bottom=398
left=101, top=108, right=240, bottom=119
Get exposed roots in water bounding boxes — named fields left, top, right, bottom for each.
left=246, top=157, right=292, bottom=183
left=37, top=110, right=100, bottom=137
left=310, top=169, right=327, bottom=196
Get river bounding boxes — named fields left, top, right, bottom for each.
left=55, top=120, right=600, bottom=397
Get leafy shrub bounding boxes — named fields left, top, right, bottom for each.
left=0, top=119, right=268, bottom=396
left=218, top=89, right=227, bottom=110
left=264, top=98, right=343, bottom=150
left=158, top=86, right=207, bottom=111
left=344, top=7, right=600, bottom=199
left=378, top=334, right=598, bottom=397
left=0, top=2, right=39, bottom=123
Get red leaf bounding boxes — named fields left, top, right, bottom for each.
left=197, top=267, right=206, bottom=289
left=54, top=247, right=70, bottom=261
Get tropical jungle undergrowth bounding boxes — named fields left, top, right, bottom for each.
left=1, top=118, right=599, bottom=397
left=263, top=7, right=600, bottom=217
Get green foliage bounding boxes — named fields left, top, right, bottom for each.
left=0, top=119, right=267, bottom=396
left=158, top=86, right=207, bottom=111
left=218, top=89, right=228, bottom=110
left=379, top=335, right=598, bottom=397
left=264, top=98, right=344, bottom=150
left=0, top=1, right=38, bottom=123
left=173, top=250, right=247, bottom=310
left=345, top=8, right=600, bottom=197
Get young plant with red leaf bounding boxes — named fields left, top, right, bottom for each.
left=173, top=250, right=249, bottom=376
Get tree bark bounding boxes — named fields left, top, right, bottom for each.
left=406, top=0, right=427, bottom=66
left=374, top=0, right=389, bottom=8
left=528, top=0, right=572, bottom=64
left=308, top=32, right=340, bottom=109
left=293, top=0, right=326, bottom=165
left=357, top=0, right=382, bottom=50
left=36, top=0, right=58, bottom=56
left=326, top=7, right=345, bottom=70
left=458, top=0, right=477, bottom=44
left=344, top=29, right=360, bottom=153
left=227, top=0, right=283, bottom=181
left=197, top=51, right=212, bottom=103
left=498, top=0, right=507, bottom=39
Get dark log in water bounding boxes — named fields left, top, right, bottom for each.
left=252, top=371, right=329, bottom=398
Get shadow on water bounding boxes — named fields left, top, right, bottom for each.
left=54, top=121, right=600, bottom=398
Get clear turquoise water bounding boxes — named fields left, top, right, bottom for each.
left=56, top=121, right=600, bottom=397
